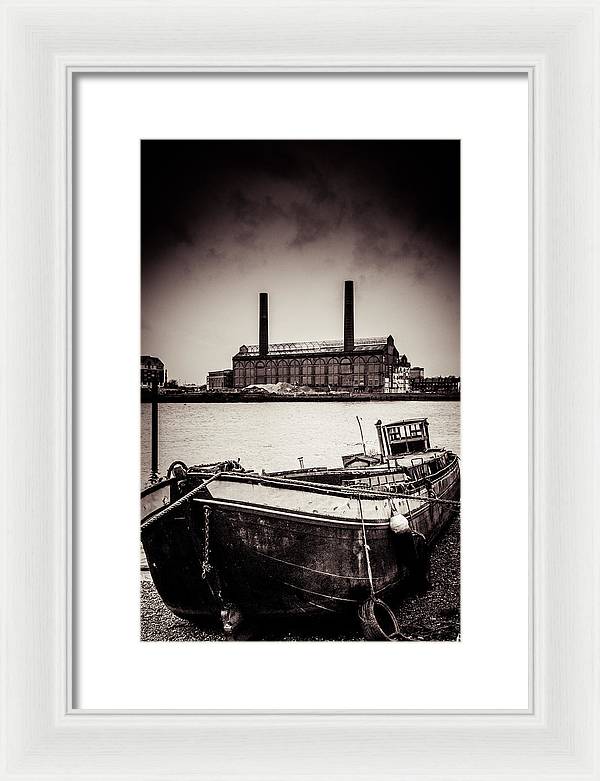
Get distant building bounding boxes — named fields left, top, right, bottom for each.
left=409, top=366, right=424, bottom=380
left=410, top=375, right=460, bottom=394
left=232, top=281, right=410, bottom=393
left=141, top=355, right=165, bottom=387
left=385, top=361, right=411, bottom=394
left=207, top=369, right=234, bottom=390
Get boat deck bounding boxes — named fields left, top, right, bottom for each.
left=372, top=448, right=446, bottom=469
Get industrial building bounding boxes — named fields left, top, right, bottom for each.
left=140, top=355, right=165, bottom=387
left=207, top=369, right=233, bottom=390
left=410, top=375, right=461, bottom=395
left=232, top=281, right=411, bottom=392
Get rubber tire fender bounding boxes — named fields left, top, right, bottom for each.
left=358, top=597, right=400, bottom=641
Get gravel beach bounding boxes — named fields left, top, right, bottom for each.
left=140, top=514, right=460, bottom=642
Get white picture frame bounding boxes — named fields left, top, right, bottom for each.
left=1, top=1, right=598, bottom=778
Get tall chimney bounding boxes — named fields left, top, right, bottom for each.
left=259, top=292, right=269, bottom=357
left=343, top=280, right=354, bottom=352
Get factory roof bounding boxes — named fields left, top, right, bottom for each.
left=141, top=355, right=164, bottom=368
left=234, top=337, right=395, bottom=358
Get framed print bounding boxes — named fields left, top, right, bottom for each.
left=139, top=138, right=462, bottom=645
left=75, top=73, right=528, bottom=712
left=2, top=1, right=599, bottom=779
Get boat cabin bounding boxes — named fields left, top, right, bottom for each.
left=376, top=418, right=431, bottom=457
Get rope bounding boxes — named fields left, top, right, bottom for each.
left=357, top=496, right=375, bottom=596
left=341, top=469, right=460, bottom=509
left=141, top=473, right=219, bottom=530
left=391, top=492, right=460, bottom=508
left=350, top=485, right=460, bottom=509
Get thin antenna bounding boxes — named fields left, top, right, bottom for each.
left=356, top=416, right=367, bottom=455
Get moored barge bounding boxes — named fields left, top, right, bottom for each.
left=141, top=418, right=460, bottom=639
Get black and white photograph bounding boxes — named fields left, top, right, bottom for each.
left=140, top=139, right=460, bottom=641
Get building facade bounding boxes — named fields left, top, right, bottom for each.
left=385, top=360, right=412, bottom=394
left=140, top=355, right=165, bottom=386
left=207, top=369, right=234, bottom=390
left=232, top=281, right=410, bottom=392
left=409, top=375, right=461, bottom=394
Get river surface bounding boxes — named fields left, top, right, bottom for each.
left=141, top=401, right=460, bottom=485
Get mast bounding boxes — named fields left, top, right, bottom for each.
left=375, top=420, right=386, bottom=460
left=356, top=416, right=366, bottom=455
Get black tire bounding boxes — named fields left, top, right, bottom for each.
left=358, top=598, right=400, bottom=641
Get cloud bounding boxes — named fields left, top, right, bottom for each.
left=288, top=202, right=332, bottom=248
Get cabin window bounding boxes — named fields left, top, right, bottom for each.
left=384, top=420, right=428, bottom=455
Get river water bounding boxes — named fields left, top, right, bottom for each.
left=141, top=401, right=460, bottom=485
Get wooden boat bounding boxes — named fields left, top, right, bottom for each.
left=141, top=418, right=459, bottom=639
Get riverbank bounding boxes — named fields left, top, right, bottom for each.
left=140, top=515, right=460, bottom=642
left=141, top=390, right=460, bottom=403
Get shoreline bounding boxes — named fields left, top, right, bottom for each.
left=141, top=391, right=460, bottom=404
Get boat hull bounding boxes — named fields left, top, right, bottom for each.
left=197, top=501, right=406, bottom=618
left=141, top=455, right=460, bottom=621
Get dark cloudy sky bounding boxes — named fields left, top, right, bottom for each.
left=141, top=140, right=459, bottom=383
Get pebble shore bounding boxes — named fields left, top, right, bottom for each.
left=140, top=515, right=460, bottom=642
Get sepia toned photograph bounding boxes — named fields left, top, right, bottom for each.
left=140, top=140, right=460, bottom=641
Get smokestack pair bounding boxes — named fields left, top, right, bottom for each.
left=258, top=280, right=355, bottom=356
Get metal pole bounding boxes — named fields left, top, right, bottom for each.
left=356, top=415, right=367, bottom=455
left=375, top=420, right=386, bottom=460
left=151, top=378, right=159, bottom=477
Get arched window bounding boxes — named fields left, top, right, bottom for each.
left=314, top=358, right=326, bottom=386
left=280, top=361, right=290, bottom=384
left=234, top=363, right=244, bottom=388
left=353, top=356, right=366, bottom=388
left=367, top=356, right=381, bottom=387
left=340, top=358, right=352, bottom=387
left=290, top=360, right=301, bottom=385
left=273, top=361, right=282, bottom=384
left=327, top=359, right=339, bottom=387
left=265, top=361, right=274, bottom=383
left=256, top=361, right=266, bottom=384
left=301, top=359, right=313, bottom=385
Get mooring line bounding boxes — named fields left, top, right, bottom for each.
left=357, top=495, right=375, bottom=596
left=141, top=474, right=219, bottom=530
